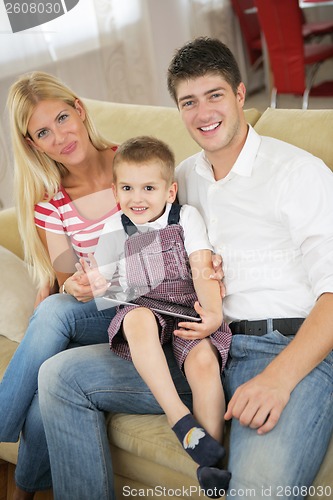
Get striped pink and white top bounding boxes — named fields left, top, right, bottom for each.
left=34, top=186, right=120, bottom=261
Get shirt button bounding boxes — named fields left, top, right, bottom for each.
left=211, top=218, right=217, bottom=224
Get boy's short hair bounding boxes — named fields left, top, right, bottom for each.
left=113, top=136, right=175, bottom=185
left=167, top=36, right=242, bottom=103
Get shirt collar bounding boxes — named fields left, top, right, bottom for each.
left=195, top=125, right=261, bottom=181
left=232, top=125, right=261, bottom=177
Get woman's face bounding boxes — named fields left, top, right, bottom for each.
left=26, top=99, right=91, bottom=166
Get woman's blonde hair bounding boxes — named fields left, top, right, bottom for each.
left=7, top=71, right=113, bottom=288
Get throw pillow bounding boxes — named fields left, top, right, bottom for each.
left=0, top=245, right=37, bottom=343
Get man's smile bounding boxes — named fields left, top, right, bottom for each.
left=199, top=121, right=221, bottom=132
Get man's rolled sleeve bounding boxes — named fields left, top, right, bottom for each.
left=280, top=159, right=333, bottom=299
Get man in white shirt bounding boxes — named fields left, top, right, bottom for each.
left=168, top=37, right=333, bottom=498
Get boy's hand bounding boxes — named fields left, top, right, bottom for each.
left=173, top=301, right=222, bottom=340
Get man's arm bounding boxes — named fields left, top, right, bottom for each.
left=224, top=292, right=333, bottom=434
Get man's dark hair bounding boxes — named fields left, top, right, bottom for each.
left=167, top=37, right=242, bottom=103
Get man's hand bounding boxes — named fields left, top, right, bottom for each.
left=224, top=371, right=291, bottom=434
left=210, top=254, right=226, bottom=298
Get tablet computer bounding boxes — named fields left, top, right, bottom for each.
left=102, top=296, right=201, bottom=322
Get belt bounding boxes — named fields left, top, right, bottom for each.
left=229, top=318, right=305, bottom=337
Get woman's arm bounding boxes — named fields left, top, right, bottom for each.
left=36, top=226, right=98, bottom=302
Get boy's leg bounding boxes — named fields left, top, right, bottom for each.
left=183, top=338, right=231, bottom=497
left=124, top=308, right=226, bottom=469
left=184, top=338, right=225, bottom=442
left=123, top=308, right=190, bottom=425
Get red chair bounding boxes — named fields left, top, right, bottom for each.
left=254, top=0, right=333, bottom=108
left=230, top=0, right=263, bottom=69
left=300, top=1, right=333, bottom=41
left=231, top=0, right=333, bottom=65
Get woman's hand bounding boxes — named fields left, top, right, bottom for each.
left=173, top=301, right=222, bottom=340
left=62, top=254, right=110, bottom=302
left=210, top=254, right=226, bottom=298
left=65, top=254, right=109, bottom=302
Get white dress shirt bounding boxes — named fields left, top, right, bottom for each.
left=176, top=126, right=333, bottom=323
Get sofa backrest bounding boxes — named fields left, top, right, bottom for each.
left=254, top=108, right=333, bottom=171
left=85, top=99, right=333, bottom=172
left=83, top=98, right=262, bottom=165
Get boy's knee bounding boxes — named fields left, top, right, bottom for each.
left=124, top=307, right=155, bottom=328
left=190, top=342, right=219, bottom=371
left=123, top=308, right=158, bottom=343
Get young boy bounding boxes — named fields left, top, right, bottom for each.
left=94, top=135, right=232, bottom=496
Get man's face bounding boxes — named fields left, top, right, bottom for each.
left=176, top=73, right=246, bottom=156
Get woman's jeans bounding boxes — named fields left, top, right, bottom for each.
left=223, top=330, right=333, bottom=500
left=39, top=329, right=332, bottom=500
left=0, top=293, right=116, bottom=491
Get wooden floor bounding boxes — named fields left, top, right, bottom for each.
left=0, top=461, right=53, bottom=500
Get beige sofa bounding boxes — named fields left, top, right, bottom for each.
left=0, top=99, right=333, bottom=500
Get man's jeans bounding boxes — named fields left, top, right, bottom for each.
left=0, top=294, right=116, bottom=491
left=223, top=329, right=333, bottom=500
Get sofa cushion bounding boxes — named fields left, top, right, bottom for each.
left=0, top=246, right=36, bottom=343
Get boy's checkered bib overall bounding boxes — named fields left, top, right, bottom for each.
left=108, top=205, right=231, bottom=371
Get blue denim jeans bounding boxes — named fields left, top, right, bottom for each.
left=222, top=330, right=333, bottom=500
left=0, top=293, right=116, bottom=491
left=38, top=342, right=192, bottom=500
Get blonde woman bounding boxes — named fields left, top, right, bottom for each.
left=0, top=71, right=119, bottom=499
left=2, top=72, right=221, bottom=500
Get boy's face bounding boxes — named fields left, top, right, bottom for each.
left=175, top=73, right=246, bottom=157
left=113, top=160, right=177, bottom=224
